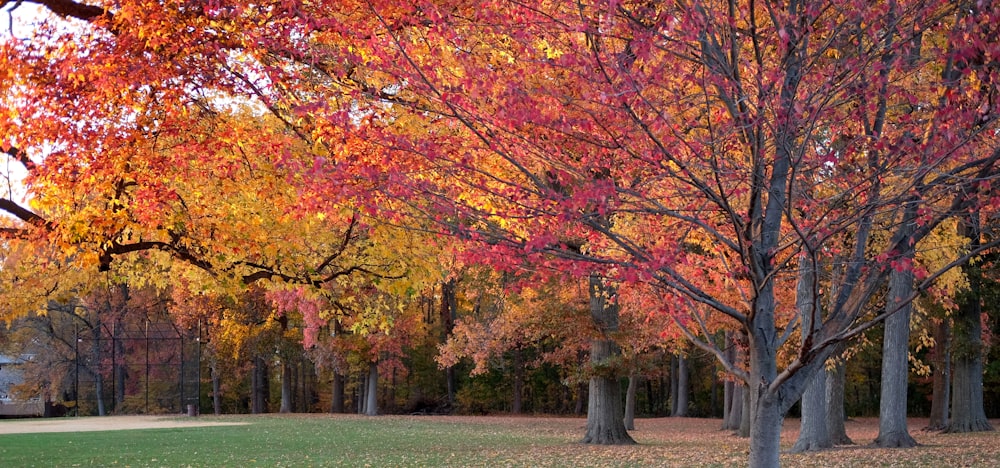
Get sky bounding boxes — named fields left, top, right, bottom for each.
left=1, top=2, right=51, bottom=206
left=2, top=1, right=46, bottom=39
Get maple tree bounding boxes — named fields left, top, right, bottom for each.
left=0, top=2, right=443, bottom=420
left=4, top=0, right=1000, bottom=466
left=284, top=0, right=1000, bottom=463
left=439, top=271, right=598, bottom=412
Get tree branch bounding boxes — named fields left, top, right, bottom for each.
left=16, top=0, right=109, bottom=21
left=0, top=198, right=49, bottom=228
left=2, top=145, right=37, bottom=173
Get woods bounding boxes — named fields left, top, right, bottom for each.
left=2, top=1, right=1000, bottom=467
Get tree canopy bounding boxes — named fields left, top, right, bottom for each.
left=3, top=1, right=1000, bottom=466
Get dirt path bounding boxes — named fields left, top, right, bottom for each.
left=0, top=415, right=248, bottom=434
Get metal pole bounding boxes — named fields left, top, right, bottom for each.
left=75, top=323, right=79, bottom=417
left=197, top=320, right=202, bottom=415
left=145, top=320, right=149, bottom=413
left=111, top=322, right=116, bottom=413
left=180, top=327, right=184, bottom=413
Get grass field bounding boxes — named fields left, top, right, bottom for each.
left=1, top=414, right=998, bottom=467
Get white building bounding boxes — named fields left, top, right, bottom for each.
left=0, top=354, right=25, bottom=402
left=0, top=354, right=43, bottom=417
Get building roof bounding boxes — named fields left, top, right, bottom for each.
left=0, top=354, right=28, bottom=365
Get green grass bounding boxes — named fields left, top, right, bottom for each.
left=0, top=415, right=572, bottom=467
left=2, top=415, right=1000, bottom=467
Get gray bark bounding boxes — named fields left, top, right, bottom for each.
left=948, top=326, right=993, bottom=433
left=582, top=345, right=633, bottom=445
left=744, top=272, right=836, bottom=464
left=211, top=365, right=222, bottom=415
left=738, top=384, right=750, bottom=437
left=575, top=380, right=586, bottom=415
left=792, top=250, right=832, bottom=452
left=669, top=356, right=679, bottom=414
left=874, top=264, right=918, bottom=448
left=748, top=321, right=782, bottom=467
left=792, top=253, right=833, bottom=453
left=672, top=354, right=689, bottom=417
left=364, top=362, right=378, bottom=416
left=722, top=378, right=734, bottom=428
left=722, top=377, right=734, bottom=429
left=826, top=360, right=853, bottom=445
left=331, top=370, right=345, bottom=413
left=945, top=211, right=993, bottom=433
left=292, top=360, right=300, bottom=412
left=279, top=360, right=292, bottom=413
left=357, top=371, right=365, bottom=414
left=927, top=318, right=950, bottom=431
left=624, top=374, right=638, bottom=430
left=302, top=362, right=313, bottom=413
left=793, top=370, right=830, bottom=452
left=744, top=4, right=803, bottom=464
left=721, top=332, right=741, bottom=431
left=581, top=274, right=635, bottom=445
left=251, top=356, right=268, bottom=414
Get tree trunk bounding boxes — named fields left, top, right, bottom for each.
left=645, top=378, right=654, bottom=415
left=792, top=251, right=832, bottom=452
left=357, top=371, right=365, bottom=415
left=749, top=390, right=783, bottom=468
left=279, top=360, right=292, bottom=413
left=512, top=348, right=523, bottom=414
left=581, top=274, right=635, bottom=445
left=874, top=265, right=918, bottom=448
left=252, top=356, right=268, bottom=414
left=293, top=359, right=301, bottom=412
left=364, top=362, right=378, bottom=416
left=582, top=346, right=633, bottom=445
left=624, top=374, right=638, bottom=431
left=575, top=381, right=586, bottom=415
left=251, top=361, right=259, bottom=414
left=331, top=370, right=345, bottom=413
left=745, top=270, right=835, bottom=466
left=722, top=332, right=740, bottom=431
left=927, top=318, right=950, bottom=431
left=669, top=355, right=679, bottom=415
left=710, top=367, right=719, bottom=417
left=826, top=360, right=853, bottom=445
left=672, top=354, right=689, bottom=417
left=211, top=365, right=222, bottom=415
left=738, top=383, right=750, bottom=438
left=823, top=253, right=854, bottom=445
left=747, top=316, right=781, bottom=467
left=441, top=279, right=458, bottom=407
left=94, top=371, right=106, bottom=416
left=948, top=333, right=993, bottom=433
left=658, top=372, right=666, bottom=415
left=722, top=378, right=734, bottom=429
left=946, top=211, right=993, bottom=433
left=301, top=361, right=313, bottom=412
left=792, top=370, right=830, bottom=452
left=727, top=383, right=742, bottom=431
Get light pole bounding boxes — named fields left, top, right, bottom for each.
left=196, top=319, right=202, bottom=415
left=74, top=323, right=82, bottom=417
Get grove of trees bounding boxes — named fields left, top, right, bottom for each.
left=2, top=1, right=999, bottom=467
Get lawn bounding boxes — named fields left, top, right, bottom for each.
left=1, top=415, right=998, bottom=467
